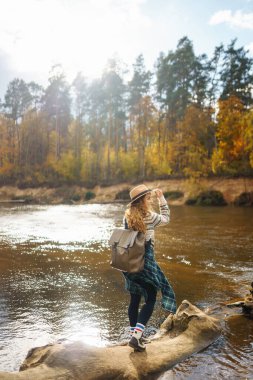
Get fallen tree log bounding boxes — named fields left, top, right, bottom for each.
left=226, top=282, right=253, bottom=316
left=0, top=300, right=221, bottom=380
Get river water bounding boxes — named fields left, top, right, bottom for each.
left=0, top=203, right=252, bottom=378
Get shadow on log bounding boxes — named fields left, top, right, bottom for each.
left=0, top=301, right=221, bottom=380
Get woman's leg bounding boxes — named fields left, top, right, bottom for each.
left=128, top=293, right=141, bottom=328
left=129, top=282, right=157, bottom=351
left=137, top=282, right=157, bottom=325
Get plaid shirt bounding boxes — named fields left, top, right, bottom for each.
left=123, top=242, right=177, bottom=313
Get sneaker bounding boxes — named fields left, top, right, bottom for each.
left=142, top=336, right=151, bottom=344
left=129, top=334, right=151, bottom=344
left=128, top=336, right=146, bottom=352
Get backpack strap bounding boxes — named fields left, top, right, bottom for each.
left=124, top=217, right=129, bottom=229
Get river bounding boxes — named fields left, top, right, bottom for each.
left=0, top=203, right=252, bottom=378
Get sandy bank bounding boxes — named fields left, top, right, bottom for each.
left=0, top=177, right=252, bottom=205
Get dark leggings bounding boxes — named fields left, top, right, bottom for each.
left=128, top=281, right=157, bottom=327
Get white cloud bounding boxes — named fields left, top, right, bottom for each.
left=209, top=9, right=253, bottom=30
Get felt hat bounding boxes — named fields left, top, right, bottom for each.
left=128, top=184, right=151, bottom=205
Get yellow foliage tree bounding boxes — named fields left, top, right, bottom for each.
left=52, top=151, right=77, bottom=182
left=117, top=149, right=139, bottom=180
left=212, top=96, right=250, bottom=174
left=244, top=109, right=253, bottom=169
left=129, top=96, right=158, bottom=179
left=168, top=105, right=214, bottom=178
left=0, top=115, right=15, bottom=179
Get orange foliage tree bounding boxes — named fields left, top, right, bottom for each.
left=212, top=96, right=251, bottom=175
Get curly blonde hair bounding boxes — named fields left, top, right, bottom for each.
left=125, top=196, right=151, bottom=233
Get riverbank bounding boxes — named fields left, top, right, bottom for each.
left=0, top=177, right=253, bottom=206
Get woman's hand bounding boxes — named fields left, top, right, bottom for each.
left=153, top=188, right=163, bottom=198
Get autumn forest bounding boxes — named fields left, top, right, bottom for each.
left=0, top=36, right=253, bottom=187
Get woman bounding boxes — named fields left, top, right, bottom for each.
left=123, top=184, right=176, bottom=352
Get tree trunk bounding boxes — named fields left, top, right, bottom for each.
left=107, top=109, right=112, bottom=182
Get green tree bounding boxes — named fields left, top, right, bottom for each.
left=4, top=78, right=32, bottom=121
left=84, top=78, right=106, bottom=183
left=127, top=55, right=153, bottom=178
left=207, top=44, right=224, bottom=107
left=156, top=37, right=198, bottom=125
left=219, top=39, right=253, bottom=107
left=72, top=73, right=89, bottom=179
left=43, top=65, right=72, bottom=160
left=192, top=53, right=210, bottom=107
left=128, top=54, right=152, bottom=113
left=101, top=58, right=126, bottom=181
left=3, top=78, right=33, bottom=165
left=27, top=81, right=44, bottom=112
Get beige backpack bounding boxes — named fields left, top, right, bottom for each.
left=109, top=228, right=145, bottom=273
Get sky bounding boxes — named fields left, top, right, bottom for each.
left=0, top=0, right=252, bottom=99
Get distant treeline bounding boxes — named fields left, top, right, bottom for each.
left=0, top=36, right=253, bottom=187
